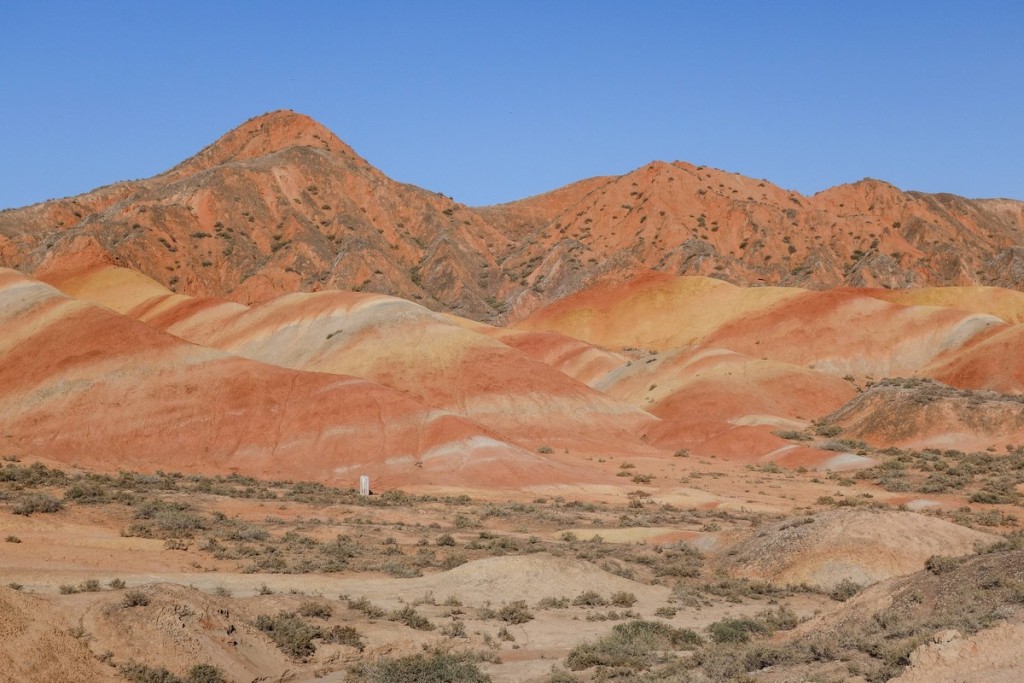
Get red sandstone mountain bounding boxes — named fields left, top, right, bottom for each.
left=1, top=110, right=1022, bottom=324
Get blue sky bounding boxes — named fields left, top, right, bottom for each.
left=1, top=1, right=1021, bottom=209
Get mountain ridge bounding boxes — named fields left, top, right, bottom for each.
left=2, top=111, right=1022, bottom=324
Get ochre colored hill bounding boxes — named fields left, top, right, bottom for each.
left=0, top=268, right=584, bottom=490
left=823, top=379, right=1024, bottom=451
left=47, top=264, right=658, bottom=455
left=2, top=111, right=1022, bottom=324
left=924, top=325, right=1024, bottom=393
left=515, top=271, right=1006, bottom=381
left=725, top=509, right=998, bottom=588
left=856, top=285, right=1024, bottom=325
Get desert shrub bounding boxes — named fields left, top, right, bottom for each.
left=389, top=605, right=434, bottom=631
left=349, top=648, right=490, bottom=682
left=537, top=596, right=570, bottom=609
left=774, top=430, right=811, bottom=441
left=122, top=589, right=150, bottom=607
left=609, top=591, right=637, bottom=607
left=80, top=579, right=101, bottom=592
left=118, top=662, right=226, bottom=683
left=346, top=595, right=386, bottom=618
left=63, top=481, right=112, bottom=505
left=185, top=665, right=227, bottom=683
left=572, top=590, right=607, bottom=607
left=12, top=492, right=63, bottom=515
left=254, top=611, right=320, bottom=660
left=441, top=619, right=467, bottom=637
left=708, top=617, right=767, bottom=644
left=321, top=624, right=365, bottom=651
left=815, top=424, right=843, bottom=437
left=566, top=620, right=702, bottom=671
left=109, top=578, right=127, bottom=589
left=819, top=438, right=869, bottom=452
left=59, top=584, right=79, bottom=594
left=830, top=578, right=863, bottom=601
left=119, top=662, right=183, bottom=683
left=925, top=555, right=960, bottom=574
left=297, top=600, right=333, bottom=619
left=754, top=606, right=799, bottom=631
left=436, top=533, right=456, bottom=546
left=4, top=535, right=20, bottom=543
left=497, top=600, right=534, bottom=624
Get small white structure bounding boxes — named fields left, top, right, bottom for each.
left=358, top=475, right=370, bottom=496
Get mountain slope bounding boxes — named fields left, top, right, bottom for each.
left=1, top=111, right=1022, bottom=324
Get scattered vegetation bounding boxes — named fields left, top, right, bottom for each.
left=349, top=648, right=491, bottom=683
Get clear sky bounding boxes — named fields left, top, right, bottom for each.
left=1, top=1, right=1021, bottom=209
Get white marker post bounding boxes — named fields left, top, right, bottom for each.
left=359, top=475, right=370, bottom=496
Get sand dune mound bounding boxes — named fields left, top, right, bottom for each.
left=80, top=583, right=296, bottom=683
left=406, top=554, right=667, bottom=605
left=824, top=378, right=1024, bottom=450
left=0, top=587, right=112, bottom=682
left=891, top=619, right=1024, bottom=683
left=724, top=509, right=998, bottom=589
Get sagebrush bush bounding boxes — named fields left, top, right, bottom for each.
left=348, top=649, right=490, bottom=682
left=12, top=492, right=63, bottom=515
left=497, top=600, right=534, bottom=624
left=122, top=589, right=151, bottom=607
left=254, top=611, right=320, bottom=660
left=297, top=600, right=333, bottom=619
left=566, top=620, right=702, bottom=671
left=572, top=590, right=606, bottom=607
